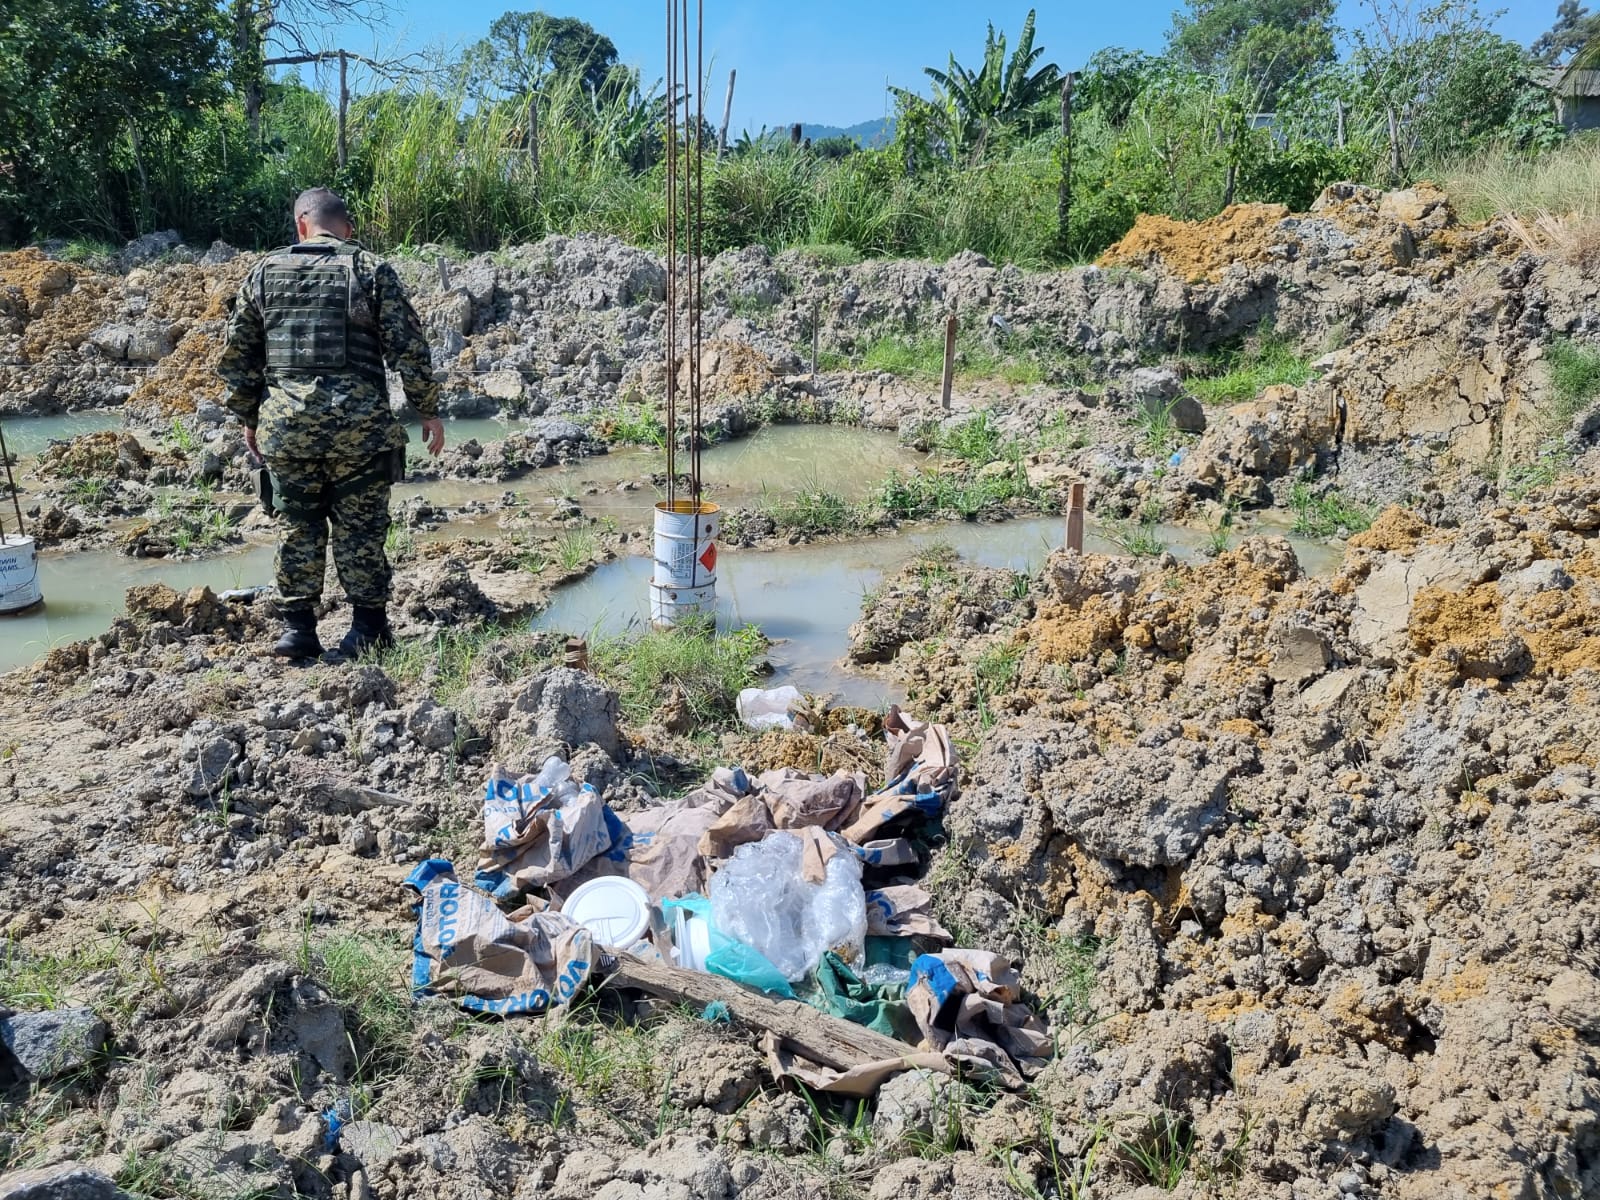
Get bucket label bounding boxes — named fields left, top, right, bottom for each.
left=698, top=543, right=717, bottom=573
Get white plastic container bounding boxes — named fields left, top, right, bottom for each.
left=563, top=876, right=652, bottom=949
left=651, top=499, right=719, bottom=627
left=0, top=535, right=43, bottom=615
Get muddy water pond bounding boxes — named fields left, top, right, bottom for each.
left=534, top=518, right=1344, bottom=707
left=0, top=544, right=274, bottom=673
left=2, top=411, right=125, bottom=458
left=410, top=423, right=928, bottom=516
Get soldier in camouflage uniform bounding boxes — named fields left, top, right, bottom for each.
left=219, top=188, right=445, bottom=659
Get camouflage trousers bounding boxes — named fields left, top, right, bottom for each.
left=267, top=452, right=392, bottom=609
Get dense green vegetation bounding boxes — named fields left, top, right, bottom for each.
left=0, top=1, right=1582, bottom=261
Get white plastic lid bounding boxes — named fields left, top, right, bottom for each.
left=564, top=877, right=652, bottom=948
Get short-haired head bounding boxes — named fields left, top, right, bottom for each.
left=293, top=187, right=354, bottom=240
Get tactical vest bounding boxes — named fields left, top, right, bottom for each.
left=256, top=241, right=385, bottom=384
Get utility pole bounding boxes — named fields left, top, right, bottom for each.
left=717, top=69, right=736, bottom=161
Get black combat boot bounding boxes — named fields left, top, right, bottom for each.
left=338, top=605, right=395, bottom=658
left=273, top=605, right=323, bottom=659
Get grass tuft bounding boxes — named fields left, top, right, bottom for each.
left=591, top=620, right=767, bottom=729
left=1547, top=337, right=1600, bottom=422
left=1189, top=326, right=1314, bottom=406
left=1289, top=481, right=1372, bottom=538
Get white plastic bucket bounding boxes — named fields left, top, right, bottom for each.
left=650, top=581, right=716, bottom=627
left=651, top=500, right=718, bottom=627
left=0, top=535, right=43, bottom=615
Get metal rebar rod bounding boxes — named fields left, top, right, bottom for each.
left=692, top=0, right=705, bottom=507
left=0, top=424, right=22, bottom=539
left=664, top=0, right=678, bottom=507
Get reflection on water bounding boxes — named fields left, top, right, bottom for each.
left=1, top=411, right=124, bottom=458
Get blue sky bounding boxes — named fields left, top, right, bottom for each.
left=317, top=2, right=1556, bottom=131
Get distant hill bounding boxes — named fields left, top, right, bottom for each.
left=798, top=118, right=896, bottom=147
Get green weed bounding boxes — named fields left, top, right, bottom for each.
left=591, top=620, right=767, bottom=729
left=762, top=484, right=861, bottom=536
left=367, top=624, right=548, bottom=705
left=63, top=476, right=111, bottom=512
left=1547, top=337, right=1600, bottom=422
left=304, top=932, right=414, bottom=1081
left=1504, top=444, right=1567, bottom=500
left=384, top=522, right=417, bottom=563
left=1132, top=401, right=1178, bottom=459
left=556, top=529, right=600, bottom=574
left=590, top=400, right=667, bottom=448
left=1189, top=326, right=1314, bottom=405
left=168, top=417, right=198, bottom=455
left=1289, top=481, right=1372, bottom=538
left=1106, top=517, right=1166, bottom=558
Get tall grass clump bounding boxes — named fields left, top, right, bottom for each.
left=1443, top=138, right=1600, bottom=223
left=1547, top=337, right=1600, bottom=420
left=592, top=620, right=767, bottom=728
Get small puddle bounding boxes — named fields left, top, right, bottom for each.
left=2, top=411, right=124, bottom=459
left=0, top=544, right=275, bottom=673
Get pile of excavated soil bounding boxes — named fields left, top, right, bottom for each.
left=0, top=249, right=117, bottom=361
left=844, top=479, right=1600, bottom=1199
left=1098, top=202, right=1292, bottom=282
left=126, top=327, right=229, bottom=415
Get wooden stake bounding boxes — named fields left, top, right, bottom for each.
left=436, top=256, right=452, bottom=292
left=717, top=69, right=736, bottom=162
left=1066, top=482, right=1085, bottom=553
left=564, top=637, right=589, bottom=672
left=1058, top=73, right=1074, bottom=257
left=604, top=953, right=916, bottom=1071
left=811, top=300, right=821, bottom=375
left=337, top=50, right=349, bottom=170
left=940, top=313, right=958, bottom=413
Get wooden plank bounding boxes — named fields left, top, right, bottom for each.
left=603, top=953, right=916, bottom=1071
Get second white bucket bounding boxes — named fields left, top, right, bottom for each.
left=0, top=534, right=43, bottom=615
left=651, top=499, right=719, bottom=627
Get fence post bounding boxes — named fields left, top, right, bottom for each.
left=717, top=70, right=736, bottom=162
left=337, top=49, right=349, bottom=170
left=1066, top=482, right=1086, bottom=553
left=940, top=312, right=958, bottom=413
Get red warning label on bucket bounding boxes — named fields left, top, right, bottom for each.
left=699, top=543, right=718, bottom=572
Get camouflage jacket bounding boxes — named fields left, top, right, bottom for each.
left=218, top=234, right=440, bottom=461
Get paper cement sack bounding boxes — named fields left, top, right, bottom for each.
left=475, top=764, right=619, bottom=898
left=407, top=859, right=595, bottom=1016
left=841, top=711, right=958, bottom=844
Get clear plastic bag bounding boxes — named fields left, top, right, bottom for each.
left=708, top=830, right=867, bottom=982
left=736, top=686, right=802, bottom=731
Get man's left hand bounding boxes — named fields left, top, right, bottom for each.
left=421, top=418, right=445, bottom=456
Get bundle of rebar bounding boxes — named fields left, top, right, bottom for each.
left=664, top=0, right=706, bottom=509
left=0, top=423, right=24, bottom=539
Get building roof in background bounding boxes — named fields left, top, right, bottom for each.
left=1547, top=67, right=1600, bottom=98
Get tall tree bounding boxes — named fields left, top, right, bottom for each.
left=1533, top=1, right=1600, bottom=65
left=1168, top=0, right=1338, bottom=107
left=0, top=0, right=224, bottom=239
left=463, top=11, right=620, bottom=99
left=228, top=0, right=393, bottom=136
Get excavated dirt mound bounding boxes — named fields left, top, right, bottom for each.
left=1098, top=201, right=1293, bottom=282
left=843, top=478, right=1600, bottom=1199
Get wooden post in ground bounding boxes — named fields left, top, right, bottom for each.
left=528, top=90, right=541, bottom=176
left=811, top=300, right=821, bottom=375
left=1066, top=482, right=1086, bottom=553
left=436, top=256, right=452, bottom=292
left=940, top=313, right=958, bottom=413
left=564, top=637, right=589, bottom=671
left=717, top=70, right=737, bottom=162
left=337, top=50, right=349, bottom=170
left=1057, top=73, right=1074, bottom=256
